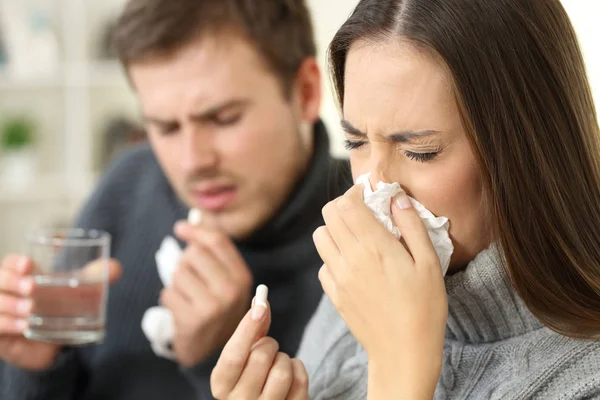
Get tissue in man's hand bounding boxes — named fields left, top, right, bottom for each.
left=141, top=235, right=183, bottom=360
left=356, top=173, right=454, bottom=275
left=155, top=236, right=182, bottom=288
left=141, top=306, right=176, bottom=359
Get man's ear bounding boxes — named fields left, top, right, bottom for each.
left=292, top=57, right=322, bottom=124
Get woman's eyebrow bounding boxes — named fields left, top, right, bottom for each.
left=341, top=119, right=367, bottom=138
left=341, top=119, right=440, bottom=142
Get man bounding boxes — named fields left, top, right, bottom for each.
left=0, top=0, right=350, bottom=398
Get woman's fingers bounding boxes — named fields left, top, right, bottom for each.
left=211, top=297, right=272, bottom=399
left=286, top=358, right=310, bottom=400
left=391, top=192, right=439, bottom=267
left=261, top=352, right=294, bottom=399
left=229, top=336, right=279, bottom=399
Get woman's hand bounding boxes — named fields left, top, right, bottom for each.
left=313, top=184, right=448, bottom=399
left=210, top=294, right=309, bottom=400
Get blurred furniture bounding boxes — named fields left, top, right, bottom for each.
left=0, top=0, right=139, bottom=256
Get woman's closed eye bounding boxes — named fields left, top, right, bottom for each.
left=344, top=139, right=441, bottom=163
left=344, top=139, right=367, bottom=151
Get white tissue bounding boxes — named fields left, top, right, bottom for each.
left=142, top=208, right=204, bottom=360
left=141, top=234, right=183, bottom=360
left=356, top=173, right=454, bottom=275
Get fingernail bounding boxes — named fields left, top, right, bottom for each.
left=17, top=300, right=32, bottom=315
left=18, top=257, right=29, bottom=273
left=251, top=284, right=268, bottom=321
left=394, top=192, right=413, bottom=210
left=16, top=319, right=28, bottom=331
left=19, top=278, right=33, bottom=295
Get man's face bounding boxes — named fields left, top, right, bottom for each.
left=129, top=34, right=321, bottom=239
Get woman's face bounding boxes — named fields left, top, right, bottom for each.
left=343, top=39, right=489, bottom=271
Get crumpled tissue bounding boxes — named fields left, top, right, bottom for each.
left=141, top=209, right=202, bottom=360
left=356, top=173, right=454, bottom=275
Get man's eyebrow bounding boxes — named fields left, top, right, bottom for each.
left=341, top=119, right=440, bottom=142
left=143, top=99, right=251, bottom=127
left=143, top=116, right=178, bottom=129
left=190, top=99, right=250, bottom=122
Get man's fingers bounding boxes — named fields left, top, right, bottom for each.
left=107, top=260, right=122, bottom=284
left=79, top=258, right=122, bottom=284
left=174, top=222, right=251, bottom=284
left=286, top=359, right=310, bottom=400
left=231, top=336, right=279, bottom=399
left=1, top=255, right=32, bottom=275
left=211, top=301, right=272, bottom=398
left=170, top=262, right=210, bottom=305
left=180, top=246, right=230, bottom=298
left=0, top=269, right=32, bottom=297
left=0, top=315, right=27, bottom=334
left=391, top=192, right=439, bottom=266
left=0, top=293, right=31, bottom=317
left=261, top=352, right=294, bottom=399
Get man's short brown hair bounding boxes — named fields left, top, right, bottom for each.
left=114, top=0, right=317, bottom=95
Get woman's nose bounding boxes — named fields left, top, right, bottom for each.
left=367, top=153, right=394, bottom=187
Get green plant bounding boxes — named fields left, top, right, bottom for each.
left=1, top=117, right=36, bottom=151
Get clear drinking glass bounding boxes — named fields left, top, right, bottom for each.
left=23, top=228, right=111, bottom=345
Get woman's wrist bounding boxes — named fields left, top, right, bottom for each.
left=367, top=353, right=440, bottom=400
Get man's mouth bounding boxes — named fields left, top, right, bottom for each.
left=191, top=185, right=238, bottom=211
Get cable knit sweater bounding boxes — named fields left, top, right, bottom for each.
left=297, top=244, right=600, bottom=399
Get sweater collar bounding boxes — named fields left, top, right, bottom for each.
left=167, top=120, right=351, bottom=270
left=445, top=244, right=544, bottom=344
left=237, top=120, right=349, bottom=248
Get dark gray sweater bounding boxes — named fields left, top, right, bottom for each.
left=1, top=121, right=351, bottom=400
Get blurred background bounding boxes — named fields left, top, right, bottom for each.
left=0, top=0, right=598, bottom=256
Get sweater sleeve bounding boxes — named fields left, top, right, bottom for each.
left=0, top=349, right=81, bottom=400
left=296, top=295, right=368, bottom=400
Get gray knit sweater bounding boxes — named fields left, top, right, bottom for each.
left=297, top=244, right=600, bottom=399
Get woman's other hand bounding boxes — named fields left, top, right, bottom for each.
left=313, top=184, right=447, bottom=399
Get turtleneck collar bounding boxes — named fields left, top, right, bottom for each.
left=167, top=120, right=351, bottom=273
left=237, top=119, right=349, bottom=248
left=445, top=244, right=545, bottom=344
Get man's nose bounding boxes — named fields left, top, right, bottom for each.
left=180, top=129, right=219, bottom=174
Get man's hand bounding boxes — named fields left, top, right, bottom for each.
left=0, top=254, right=121, bottom=371
left=161, top=221, right=253, bottom=367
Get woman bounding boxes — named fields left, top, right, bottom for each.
left=210, top=0, right=600, bottom=398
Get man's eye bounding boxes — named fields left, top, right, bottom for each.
left=214, top=114, right=242, bottom=126
left=159, top=127, right=179, bottom=136
left=344, top=140, right=367, bottom=150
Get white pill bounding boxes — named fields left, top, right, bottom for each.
left=255, top=284, right=269, bottom=308
left=187, top=208, right=202, bottom=226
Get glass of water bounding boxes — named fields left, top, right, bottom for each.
left=24, top=228, right=111, bottom=345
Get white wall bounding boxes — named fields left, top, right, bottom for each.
left=307, top=0, right=360, bottom=157
left=309, top=0, right=600, bottom=157
left=560, top=1, right=600, bottom=115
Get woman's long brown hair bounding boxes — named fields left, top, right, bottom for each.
left=330, top=0, right=600, bottom=337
